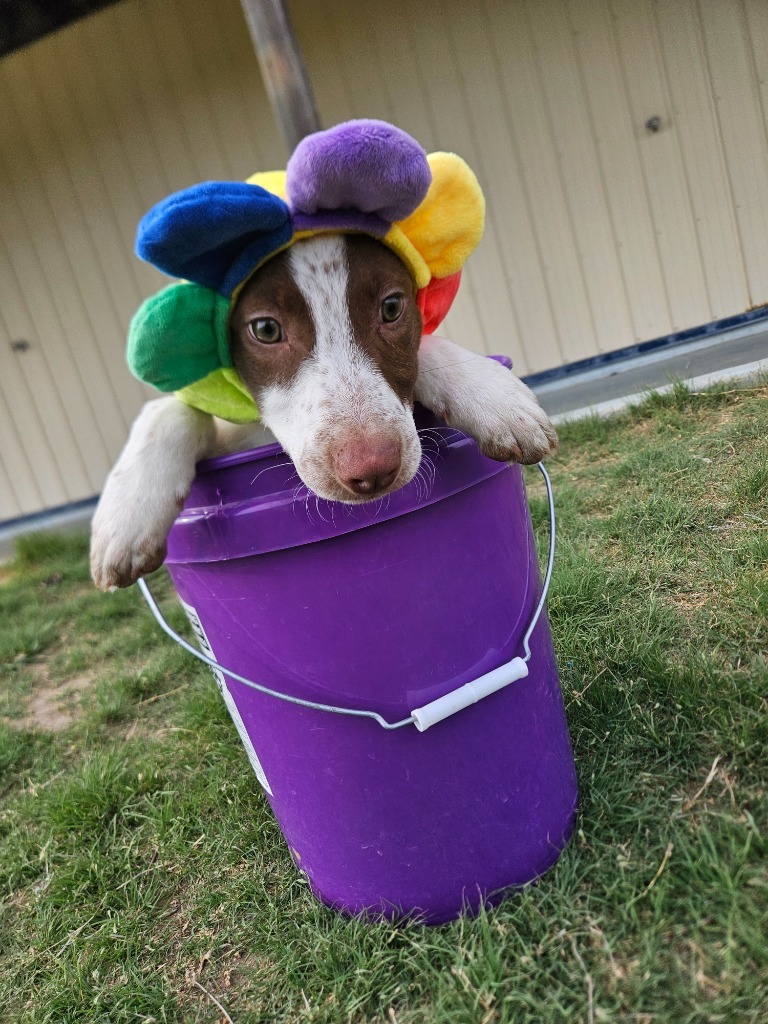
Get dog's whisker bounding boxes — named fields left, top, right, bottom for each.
left=423, top=451, right=440, bottom=478
left=413, top=463, right=436, bottom=502
left=418, top=467, right=435, bottom=496
left=419, top=354, right=493, bottom=373
left=248, top=459, right=295, bottom=487
left=418, top=438, right=440, bottom=456
left=416, top=429, right=444, bottom=447
left=422, top=425, right=464, bottom=439
left=417, top=426, right=464, bottom=452
left=291, top=482, right=313, bottom=518
left=314, top=494, right=331, bottom=524
left=413, top=468, right=427, bottom=503
left=303, top=493, right=316, bottom=525
left=313, top=495, right=326, bottom=524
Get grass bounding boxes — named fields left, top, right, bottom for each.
left=1, top=377, right=767, bottom=1023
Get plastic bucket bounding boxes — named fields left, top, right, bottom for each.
left=149, top=410, right=578, bottom=925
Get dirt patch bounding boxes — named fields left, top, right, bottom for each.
left=9, top=663, right=94, bottom=732
left=667, top=590, right=711, bottom=615
left=554, top=449, right=621, bottom=476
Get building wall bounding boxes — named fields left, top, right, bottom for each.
left=0, top=0, right=286, bottom=519
left=1, top=0, right=767, bottom=519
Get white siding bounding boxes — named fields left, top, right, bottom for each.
left=294, top=0, right=765, bottom=360
left=0, top=0, right=286, bottom=519
left=1, top=0, right=766, bottom=518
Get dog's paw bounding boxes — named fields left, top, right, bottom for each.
left=416, top=338, right=558, bottom=465
left=89, top=397, right=216, bottom=590
left=90, top=523, right=169, bottom=591
left=471, top=388, right=558, bottom=465
left=89, top=468, right=186, bottom=591
left=435, top=361, right=557, bottom=463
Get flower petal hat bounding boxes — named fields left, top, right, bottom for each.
left=127, top=119, right=485, bottom=423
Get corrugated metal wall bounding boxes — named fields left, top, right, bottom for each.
left=1, top=0, right=767, bottom=519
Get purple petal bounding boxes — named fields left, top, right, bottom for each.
left=291, top=210, right=390, bottom=236
left=286, top=120, right=431, bottom=223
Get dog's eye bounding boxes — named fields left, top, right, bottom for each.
left=248, top=318, right=283, bottom=344
left=380, top=294, right=404, bottom=323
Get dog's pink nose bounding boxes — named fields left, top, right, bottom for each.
left=335, top=438, right=402, bottom=496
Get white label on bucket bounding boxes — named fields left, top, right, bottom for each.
left=180, top=598, right=274, bottom=796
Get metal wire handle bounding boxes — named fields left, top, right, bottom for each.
left=137, top=462, right=556, bottom=731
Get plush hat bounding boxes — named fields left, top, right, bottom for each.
left=127, top=119, right=485, bottom=423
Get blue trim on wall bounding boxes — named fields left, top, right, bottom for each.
left=521, top=305, right=768, bottom=388
left=0, top=496, right=98, bottom=534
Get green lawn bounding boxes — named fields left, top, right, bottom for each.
left=1, top=378, right=766, bottom=1023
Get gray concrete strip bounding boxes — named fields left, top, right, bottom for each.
left=549, top=358, right=768, bottom=426
left=534, top=321, right=768, bottom=418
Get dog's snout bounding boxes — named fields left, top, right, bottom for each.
left=334, top=437, right=402, bottom=496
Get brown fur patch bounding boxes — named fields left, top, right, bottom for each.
left=229, top=249, right=316, bottom=396
left=228, top=235, right=422, bottom=405
left=344, top=235, right=422, bottom=405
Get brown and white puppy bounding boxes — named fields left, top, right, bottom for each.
left=90, top=234, right=556, bottom=590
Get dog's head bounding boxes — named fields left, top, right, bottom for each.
left=230, top=234, right=422, bottom=501
left=127, top=120, right=485, bottom=501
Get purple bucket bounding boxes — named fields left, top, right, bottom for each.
left=150, top=409, right=578, bottom=925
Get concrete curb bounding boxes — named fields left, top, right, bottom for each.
left=550, top=358, right=768, bottom=426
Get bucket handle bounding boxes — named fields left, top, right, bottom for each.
left=137, top=462, right=556, bottom=732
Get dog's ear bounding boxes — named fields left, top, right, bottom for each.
left=127, top=282, right=231, bottom=392
left=135, top=182, right=292, bottom=296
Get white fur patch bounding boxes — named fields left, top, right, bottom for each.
left=415, top=336, right=558, bottom=463
left=90, top=397, right=216, bottom=589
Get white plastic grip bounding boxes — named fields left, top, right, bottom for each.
left=410, top=657, right=530, bottom=732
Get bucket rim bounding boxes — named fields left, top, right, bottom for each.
left=196, top=441, right=284, bottom=474
left=166, top=428, right=514, bottom=564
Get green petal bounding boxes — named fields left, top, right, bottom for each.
left=127, top=282, right=231, bottom=392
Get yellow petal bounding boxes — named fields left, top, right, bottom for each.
left=246, top=170, right=288, bottom=202
left=396, top=153, right=485, bottom=279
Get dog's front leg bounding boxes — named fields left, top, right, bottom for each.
left=90, top=397, right=216, bottom=590
left=415, top=336, right=558, bottom=463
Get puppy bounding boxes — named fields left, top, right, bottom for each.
left=90, top=231, right=556, bottom=591
left=91, top=119, right=560, bottom=589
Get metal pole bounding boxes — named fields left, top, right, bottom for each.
left=239, top=0, right=322, bottom=153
